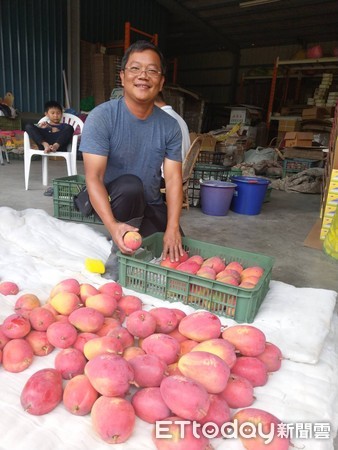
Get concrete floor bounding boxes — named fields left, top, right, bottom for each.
left=1, top=156, right=338, bottom=448
left=1, top=156, right=337, bottom=292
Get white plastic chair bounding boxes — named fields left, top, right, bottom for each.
left=24, top=112, right=84, bottom=190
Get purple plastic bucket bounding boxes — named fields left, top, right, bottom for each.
left=200, top=180, right=237, bottom=216
left=230, top=176, right=270, bottom=215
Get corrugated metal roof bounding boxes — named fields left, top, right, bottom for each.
left=80, top=0, right=167, bottom=47
left=155, top=0, right=338, bottom=55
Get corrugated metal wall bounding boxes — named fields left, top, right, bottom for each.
left=0, top=0, right=67, bottom=113
left=177, top=51, right=237, bottom=104
left=0, top=0, right=168, bottom=114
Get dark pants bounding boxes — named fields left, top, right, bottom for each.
left=105, top=174, right=169, bottom=237
left=25, top=123, right=74, bottom=152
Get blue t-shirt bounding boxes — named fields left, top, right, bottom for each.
left=79, top=97, right=182, bottom=204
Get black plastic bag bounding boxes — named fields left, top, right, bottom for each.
left=73, top=186, right=94, bottom=216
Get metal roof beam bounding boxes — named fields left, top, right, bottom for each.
left=154, top=0, right=239, bottom=52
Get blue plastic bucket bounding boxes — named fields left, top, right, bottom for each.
left=200, top=180, right=237, bottom=216
left=230, top=176, right=270, bottom=215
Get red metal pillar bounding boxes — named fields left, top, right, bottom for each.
left=266, top=57, right=279, bottom=130
left=124, top=22, right=131, bottom=52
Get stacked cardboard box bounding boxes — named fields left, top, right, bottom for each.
left=320, top=169, right=338, bottom=240
left=80, top=41, right=121, bottom=107
left=320, top=103, right=338, bottom=240
left=302, top=107, right=332, bottom=120
left=306, top=73, right=335, bottom=108
left=276, top=117, right=301, bottom=144
left=229, top=106, right=262, bottom=126
left=284, top=131, right=313, bottom=148
left=92, top=54, right=109, bottom=106
left=209, top=124, right=257, bottom=151
left=283, top=148, right=324, bottom=160
left=80, top=40, right=96, bottom=100
left=189, top=133, right=217, bottom=152
left=229, top=107, right=252, bottom=125
left=92, top=54, right=121, bottom=106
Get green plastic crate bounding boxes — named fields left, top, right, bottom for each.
left=282, top=158, right=319, bottom=177
left=189, top=164, right=230, bottom=207
left=226, top=168, right=242, bottom=179
left=264, top=185, right=273, bottom=203
left=0, top=116, right=21, bottom=131
left=53, top=175, right=103, bottom=224
left=197, top=151, right=225, bottom=165
left=118, top=233, right=274, bottom=323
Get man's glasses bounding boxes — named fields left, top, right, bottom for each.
left=124, top=66, right=162, bottom=78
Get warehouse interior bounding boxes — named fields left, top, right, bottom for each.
left=1, top=0, right=338, bottom=253
left=1, top=0, right=338, bottom=114
left=1, top=0, right=338, bottom=449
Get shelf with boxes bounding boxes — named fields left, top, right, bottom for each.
left=239, top=73, right=304, bottom=116
left=306, top=72, right=338, bottom=109
left=267, top=57, right=338, bottom=130
left=271, top=113, right=333, bottom=150
left=279, top=130, right=326, bottom=177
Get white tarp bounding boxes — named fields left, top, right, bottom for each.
left=0, top=207, right=337, bottom=450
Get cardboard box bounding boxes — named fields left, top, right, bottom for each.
left=92, top=53, right=119, bottom=106
left=324, top=204, right=337, bottom=217
left=329, top=187, right=338, bottom=196
left=322, top=216, right=333, bottom=226
left=302, top=107, right=330, bottom=120
left=277, top=118, right=301, bottom=132
left=327, top=193, right=338, bottom=206
left=284, top=132, right=313, bottom=148
left=222, top=124, right=257, bottom=149
left=324, top=204, right=337, bottom=214
left=283, top=147, right=324, bottom=160
left=229, top=105, right=262, bottom=126
left=224, top=124, right=257, bottom=140
left=329, top=180, right=338, bottom=191
left=320, top=227, right=329, bottom=240
left=333, top=138, right=338, bottom=170
left=230, top=107, right=252, bottom=125
left=273, top=116, right=301, bottom=144
left=189, top=133, right=216, bottom=152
